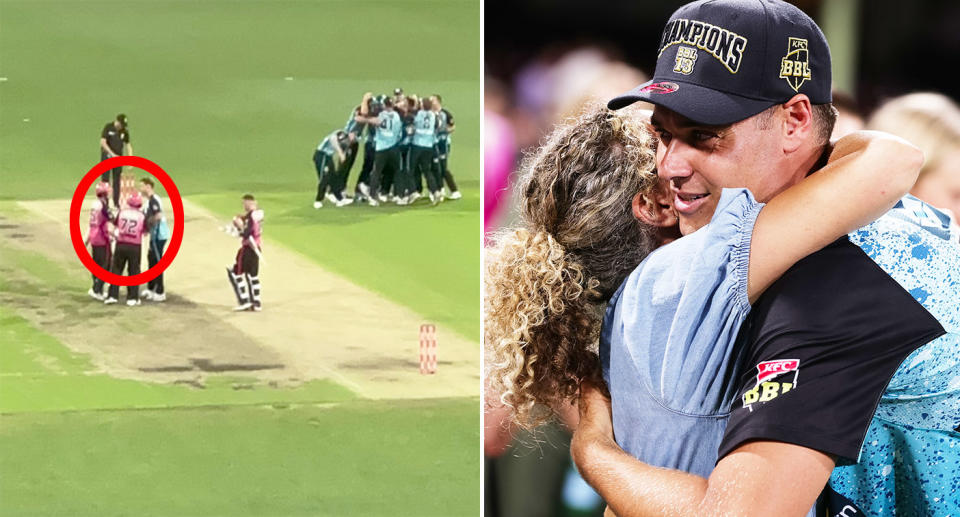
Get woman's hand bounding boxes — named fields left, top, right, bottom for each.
left=570, top=380, right=616, bottom=469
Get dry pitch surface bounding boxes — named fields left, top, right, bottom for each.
left=0, top=198, right=479, bottom=400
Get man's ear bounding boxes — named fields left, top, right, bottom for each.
left=781, top=94, right=814, bottom=153
left=632, top=190, right=677, bottom=228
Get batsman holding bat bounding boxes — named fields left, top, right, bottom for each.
left=226, top=193, right=263, bottom=312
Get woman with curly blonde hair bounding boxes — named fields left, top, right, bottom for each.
left=485, top=105, right=667, bottom=429
left=485, top=99, right=923, bottom=481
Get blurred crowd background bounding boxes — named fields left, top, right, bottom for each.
left=484, top=1, right=960, bottom=516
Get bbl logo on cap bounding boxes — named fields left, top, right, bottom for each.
left=779, top=38, right=812, bottom=92
left=673, top=46, right=698, bottom=75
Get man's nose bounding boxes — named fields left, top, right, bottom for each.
left=657, top=139, right=694, bottom=183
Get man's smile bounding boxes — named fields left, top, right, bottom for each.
left=673, top=190, right=710, bottom=214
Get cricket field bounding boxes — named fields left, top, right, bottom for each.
left=0, top=1, right=481, bottom=515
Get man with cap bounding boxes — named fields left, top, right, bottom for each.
left=100, top=114, right=132, bottom=209
left=392, top=87, right=405, bottom=108
left=569, top=0, right=960, bottom=515
left=105, top=191, right=146, bottom=306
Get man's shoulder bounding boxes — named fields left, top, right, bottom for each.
left=851, top=197, right=960, bottom=328
left=751, top=238, right=895, bottom=322
left=722, top=238, right=947, bottom=463
left=853, top=196, right=958, bottom=253
left=747, top=234, right=949, bottom=357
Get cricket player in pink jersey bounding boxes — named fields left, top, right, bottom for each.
left=105, top=192, right=146, bottom=306
left=226, top=194, right=263, bottom=312
left=84, top=181, right=113, bottom=301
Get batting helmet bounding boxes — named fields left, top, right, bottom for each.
left=126, top=192, right=143, bottom=208
left=95, top=181, right=111, bottom=197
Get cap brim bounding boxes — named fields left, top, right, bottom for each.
left=608, top=79, right=776, bottom=126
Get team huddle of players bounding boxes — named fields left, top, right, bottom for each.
left=85, top=178, right=170, bottom=306
left=312, top=88, right=460, bottom=207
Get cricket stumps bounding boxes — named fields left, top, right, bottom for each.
left=419, top=323, right=437, bottom=375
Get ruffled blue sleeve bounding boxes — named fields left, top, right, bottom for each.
left=613, top=188, right=763, bottom=416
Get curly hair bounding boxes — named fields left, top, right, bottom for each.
left=485, top=105, right=659, bottom=429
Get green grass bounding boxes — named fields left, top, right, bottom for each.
left=193, top=190, right=480, bottom=339
left=0, top=0, right=480, bottom=515
left=0, top=0, right=481, bottom=340
left=0, top=0, right=480, bottom=199
left=0, top=255, right=479, bottom=515
left=0, top=398, right=480, bottom=517
left=0, top=307, right=356, bottom=414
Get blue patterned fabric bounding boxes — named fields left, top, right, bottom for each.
left=831, top=195, right=960, bottom=515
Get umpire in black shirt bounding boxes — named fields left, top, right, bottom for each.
left=100, top=114, right=132, bottom=208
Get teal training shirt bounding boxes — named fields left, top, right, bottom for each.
left=343, top=107, right=363, bottom=137
left=374, top=110, right=402, bottom=151
left=413, top=110, right=437, bottom=148
left=317, top=131, right=349, bottom=157
left=316, top=132, right=337, bottom=156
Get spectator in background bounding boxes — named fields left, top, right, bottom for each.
left=548, top=48, right=650, bottom=124
left=511, top=46, right=651, bottom=149
left=868, top=92, right=960, bottom=222
left=484, top=78, right=517, bottom=234
left=831, top=89, right=865, bottom=139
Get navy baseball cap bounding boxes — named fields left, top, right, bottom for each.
left=609, top=0, right=832, bottom=125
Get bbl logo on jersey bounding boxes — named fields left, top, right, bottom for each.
left=779, top=37, right=812, bottom=92
left=673, top=46, right=698, bottom=75
left=742, top=359, right=800, bottom=412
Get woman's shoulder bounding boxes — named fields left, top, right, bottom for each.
left=619, top=187, right=762, bottom=300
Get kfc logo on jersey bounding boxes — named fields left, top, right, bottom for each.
left=756, top=359, right=800, bottom=384
left=742, top=359, right=800, bottom=412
